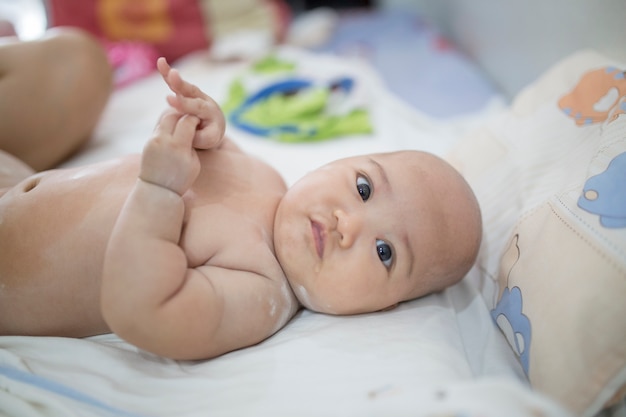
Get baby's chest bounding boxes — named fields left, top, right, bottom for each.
left=180, top=150, right=285, bottom=270
left=180, top=190, right=281, bottom=271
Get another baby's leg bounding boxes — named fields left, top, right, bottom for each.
left=0, top=28, right=113, bottom=171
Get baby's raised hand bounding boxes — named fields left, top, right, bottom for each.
left=157, top=57, right=226, bottom=150
left=140, top=110, right=202, bottom=196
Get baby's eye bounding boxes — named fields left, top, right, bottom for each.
left=356, top=175, right=371, bottom=201
left=376, top=239, right=393, bottom=268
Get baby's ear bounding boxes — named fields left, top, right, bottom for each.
left=380, top=303, right=398, bottom=312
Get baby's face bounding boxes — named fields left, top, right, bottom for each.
left=273, top=151, right=481, bottom=315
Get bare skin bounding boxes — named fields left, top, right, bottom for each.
left=0, top=36, right=482, bottom=361
left=0, top=58, right=299, bottom=360
left=0, top=28, right=112, bottom=172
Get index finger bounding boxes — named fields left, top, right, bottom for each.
left=157, top=57, right=207, bottom=100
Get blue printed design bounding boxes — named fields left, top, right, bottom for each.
left=0, top=365, right=148, bottom=417
left=491, top=287, right=532, bottom=375
left=610, top=67, right=625, bottom=79
left=578, top=151, right=626, bottom=228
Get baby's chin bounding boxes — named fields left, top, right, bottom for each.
left=286, top=281, right=341, bottom=314
left=290, top=283, right=328, bottom=313
left=294, top=286, right=391, bottom=316
left=286, top=272, right=402, bottom=315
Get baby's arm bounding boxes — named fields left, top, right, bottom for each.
left=101, top=65, right=230, bottom=359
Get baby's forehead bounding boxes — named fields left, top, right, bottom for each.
left=379, top=151, right=461, bottom=182
left=375, top=150, right=428, bottom=167
left=377, top=151, right=467, bottom=213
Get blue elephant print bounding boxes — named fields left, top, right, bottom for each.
left=578, top=151, right=626, bottom=228
left=491, top=286, right=532, bottom=375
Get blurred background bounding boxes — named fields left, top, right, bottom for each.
left=1, top=0, right=624, bottom=102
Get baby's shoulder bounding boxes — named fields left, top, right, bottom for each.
left=222, top=146, right=286, bottom=191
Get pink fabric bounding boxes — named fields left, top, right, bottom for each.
left=103, top=40, right=160, bottom=88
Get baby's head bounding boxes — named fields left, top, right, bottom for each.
left=273, top=150, right=481, bottom=315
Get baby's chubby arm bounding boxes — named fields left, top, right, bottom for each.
left=101, top=61, right=232, bottom=359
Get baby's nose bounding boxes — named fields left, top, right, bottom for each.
left=333, top=209, right=363, bottom=248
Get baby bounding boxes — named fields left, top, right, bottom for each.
left=0, top=57, right=481, bottom=361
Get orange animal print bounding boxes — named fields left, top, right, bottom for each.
left=558, top=67, right=626, bottom=126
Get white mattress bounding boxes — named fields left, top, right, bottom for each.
left=0, top=46, right=573, bottom=417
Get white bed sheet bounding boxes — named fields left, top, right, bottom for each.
left=0, top=47, right=572, bottom=417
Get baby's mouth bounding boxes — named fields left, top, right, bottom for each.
left=311, top=220, right=325, bottom=259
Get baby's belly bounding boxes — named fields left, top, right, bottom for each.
left=0, top=157, right=138, bottom=337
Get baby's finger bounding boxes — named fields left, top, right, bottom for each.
left=157, top=58, right=186, bottom=97
left=167, top=70, right=207, bottom=100
left=171, top=94, right=222, bottom=121
left=193, top=121, right=225, bottom=150
left=158, top=57, right=209, bottom=102
left=174, top=114, right=201, bottom=148
left=154, top=109, right=181, bottom=135
left=165, top=95, right=181, bottom=112
left=156, top=57, right=171, bottom=79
